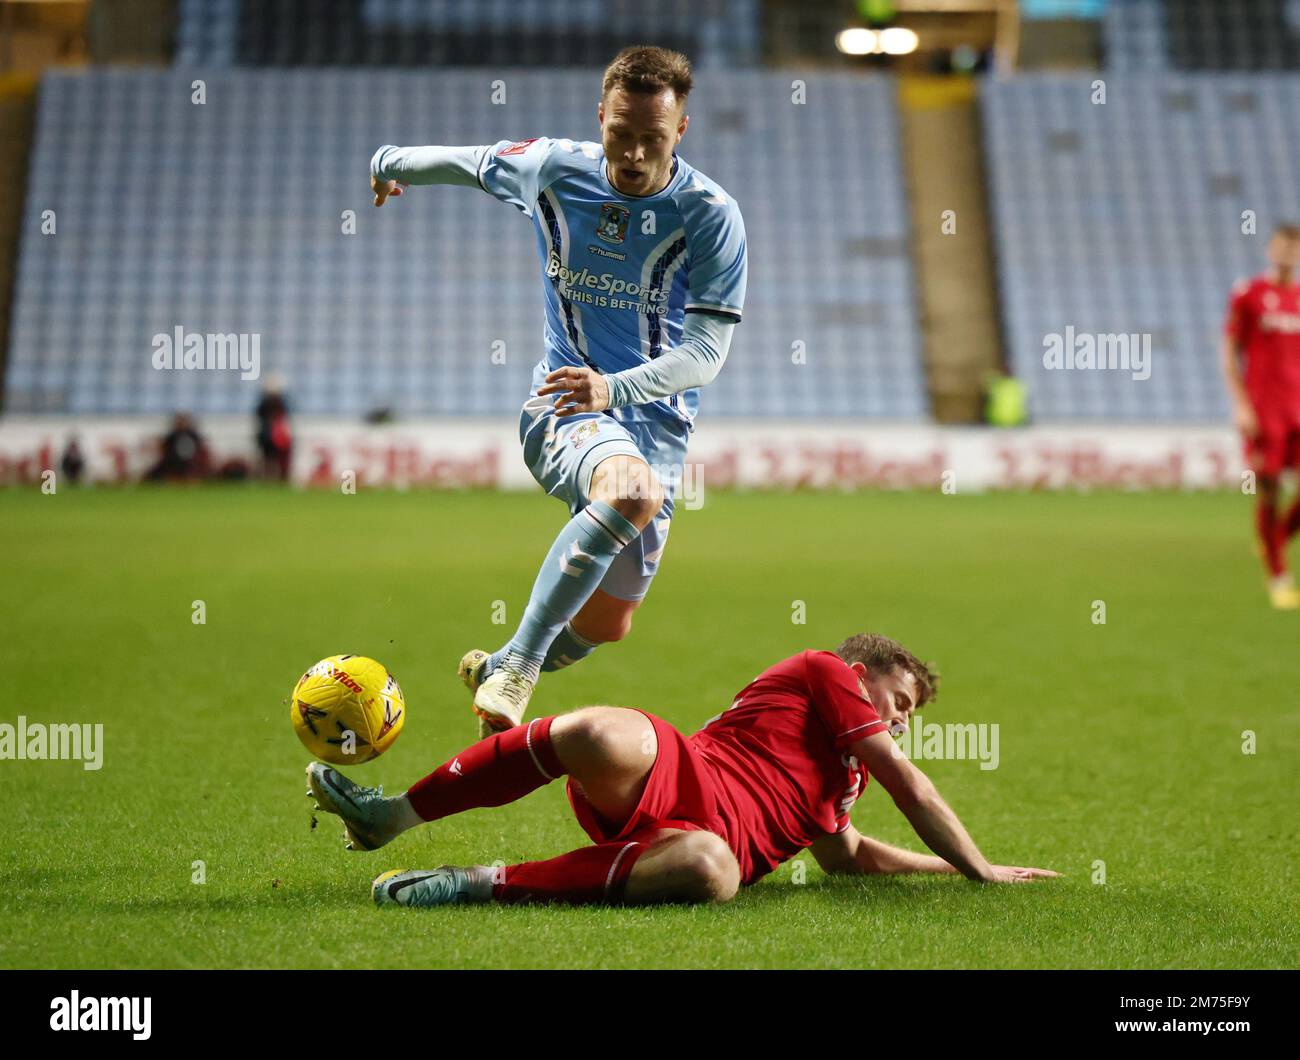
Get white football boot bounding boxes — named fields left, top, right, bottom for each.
left=472, top=666, right=535, bottom=736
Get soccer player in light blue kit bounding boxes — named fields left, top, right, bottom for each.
left=369, top=47, right=746, bottom=736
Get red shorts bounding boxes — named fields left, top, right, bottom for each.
left=566, top=710, right=725, bottom=845
left=1244, top=414, right=1300, bottom=478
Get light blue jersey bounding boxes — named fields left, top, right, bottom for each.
left=476, top=136, right=747, bottom=428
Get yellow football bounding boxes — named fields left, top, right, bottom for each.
left=290, top=655, right=405, bottom=764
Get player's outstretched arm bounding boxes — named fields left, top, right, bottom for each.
left=812, top=826, right=1058, bottom=880
left=368, top=144, right=490, bottom=206
left=810, top=825, right=958, bottom=876
left=850, top=731, right=1056, bottom=884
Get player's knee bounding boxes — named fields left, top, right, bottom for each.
left=561, top=707, right=648, bottom=766
left=603, top=467, right=664, bottom=529
left=675, top=832, right=740, bottom=904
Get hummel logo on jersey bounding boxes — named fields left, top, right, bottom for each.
left=560, top=542, right=595, bottom=577
left=450, top=758, right=463, bottom=776
left=689, top=174, right=728, bottom=206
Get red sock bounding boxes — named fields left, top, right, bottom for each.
left=1256, top=496, right=1285, bottom=576
left=1285, top=496, right=1300, bottom=542
left=493, top=840, right=648, bottom=905
left=405, top=716, right=565, bottom=822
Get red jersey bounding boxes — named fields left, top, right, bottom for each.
left=1225, top=274, right=1300, bottom=417
left=689, top=650, right=889, bottom=884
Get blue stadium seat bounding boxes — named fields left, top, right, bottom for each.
left=173, top=0, right=761, bottom=69
left=981, top=72, right=1300, bottom=422
left=6, top=69, right=927, bottom=420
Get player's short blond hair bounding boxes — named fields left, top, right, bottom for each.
left=1274, top=222, right=1300, bottom=240
left=835, top=633, right=940, bottom=708
left=602, top=46, right=693, bottom=107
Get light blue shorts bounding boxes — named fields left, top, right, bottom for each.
left=519, top=392, right=690, bottom=601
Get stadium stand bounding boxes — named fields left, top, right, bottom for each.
left=1104, top=0, right=1300, bottom=72
left=5, top=68, right=926, bottom=419
left=1163, top=0, right=1300, bottom=71
left=174, top=0, right=761, bottom=68
left=981, top=72, right=1300, bottom=422
left=1103, top=0, right=1170, bottom=71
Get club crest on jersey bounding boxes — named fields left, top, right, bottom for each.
left=596, top=203, right=630, bottom=244
left=569, top=421, right=601, bottom=449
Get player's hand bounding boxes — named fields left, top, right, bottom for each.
left=371, top=175, right=408, bottom=207
left=985, top=865, right=1061, bottom=883
left=1234, top=400, right=1258, bottom=439
left=538, top=366, right=610, bottom=418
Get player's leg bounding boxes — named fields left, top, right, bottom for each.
left=473, top=453, right=664, bottom=729
left=538, top=514, right=664, bottom=673
left=536, top=589, right=638, bottom=673
left=306, top=706, right=657, bottom=852
left=621, top=828, right=740, bottom=904
left=1255, top=472, right=1283, bottom=575
left=366, top=708, right=739, bottom=907
left=304, top=715, right=567, bottom=852
left=373, top=827, right=740, bottom=908
left=1279, top=430, right=1300, bottom=543
left=550, top=705, right=661, bottom=821
left=1253, top=460, right=1298, bottom=609
left=482, top=712, right=740, bottom=903
left=1244, top=421, right=1298, bottom=608
left=538, top=433, right=678, bottom=672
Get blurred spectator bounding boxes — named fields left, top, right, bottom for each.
left=255, top=374, right=293, bottom=481
left=984, top=372, right=1029, bottom=427
left=145, top=413, right=211, bottom=481
left=60, top=436, right=85, bottom=484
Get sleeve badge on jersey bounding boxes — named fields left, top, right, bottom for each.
left=596, top=202, right=630, bottom=245
left=499, top=137, right=540, bottom=156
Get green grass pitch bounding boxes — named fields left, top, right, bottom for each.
left=1, top=485, right=1297, bottom=969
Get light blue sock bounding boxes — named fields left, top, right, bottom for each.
left=493, top=501, right=638, bottom=683
left=541, top=622, right=601, bottom=672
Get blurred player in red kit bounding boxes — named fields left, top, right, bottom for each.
left=308, top=633, right=1058, bottom=907
left=1222, top=222, right=1300, bottom=609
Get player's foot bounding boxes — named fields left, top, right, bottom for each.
left=371, top=866, right=486, bottom=908
left=472, top=665, right=535, bottom=734
left=1268, top=572, right=1300, bottom=610
left=305, top=762, right=401, bottom=851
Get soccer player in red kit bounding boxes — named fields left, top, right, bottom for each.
left=1222, top=222, right=1300, bottom=610
left=307, top=633, right=1058, bottom=907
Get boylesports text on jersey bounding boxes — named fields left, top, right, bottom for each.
left=545, top=251, right=672, bottom=314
